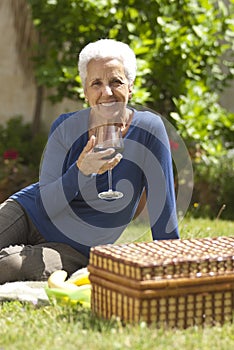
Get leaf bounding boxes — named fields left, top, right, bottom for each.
left=27, top=0, right=234, bottom=160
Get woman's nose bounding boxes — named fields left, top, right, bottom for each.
left=102, top=84, right=113, bottom=96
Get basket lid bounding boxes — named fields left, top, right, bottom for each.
left=89, top=236, right=234, bottom=281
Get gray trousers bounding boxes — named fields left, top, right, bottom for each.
left=0, top=199, right=88, bottom=284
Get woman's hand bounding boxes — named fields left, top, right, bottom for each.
left=76, top=135, right=122, bottom=176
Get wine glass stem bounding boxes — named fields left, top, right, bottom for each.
left=108, top=169, right=113, bottom=192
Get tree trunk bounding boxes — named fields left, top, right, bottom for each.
left=32, top=85, right=44, bottom=137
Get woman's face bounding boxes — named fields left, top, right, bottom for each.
left=84, top=58, right=133, bottom=123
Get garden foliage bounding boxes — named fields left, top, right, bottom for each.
left=2, top=0, right=233, bottom=218
left=28, top=0, right=234, bottom=158
left=0, top=116, right=47, bottom=201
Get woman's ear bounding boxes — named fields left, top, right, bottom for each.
left=84, top=89, right=88, bottom=103
left=128, top=82, right=134, bottom=100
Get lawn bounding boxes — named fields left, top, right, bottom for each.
left=0, top=217, right=234, bottom=350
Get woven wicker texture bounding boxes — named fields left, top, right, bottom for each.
left=88, top=237, right=234, bottom=327
left=89, top=236, right=234, bottom=280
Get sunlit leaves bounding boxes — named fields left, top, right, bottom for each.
left=171, top=79, right=234, bottom=155
left=27, top=0, right=234, bottom=158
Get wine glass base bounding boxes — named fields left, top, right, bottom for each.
left=98, top=190, right=123, bottom=200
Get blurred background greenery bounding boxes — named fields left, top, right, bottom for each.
left=0, top=0, right=233, bottom=220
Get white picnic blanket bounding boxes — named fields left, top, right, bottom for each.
left=0, top=281, right=49, bottom=305
left=0, top=269, right=89, bottom=305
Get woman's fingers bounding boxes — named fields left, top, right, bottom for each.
left=76, top=136, right=96, bottom=175
left=77, top=136, right=123, bottom=176
left=97, top=153, right=123, bottom=174
left=84, top=135, right=96, bottom=152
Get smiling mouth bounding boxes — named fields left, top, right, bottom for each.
left=91, top=102, right=126, bottom=125
left=100, top=102, right=116, bottom=107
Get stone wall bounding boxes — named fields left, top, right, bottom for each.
left=0, top=0, right=36, bottom=124
left=0, top=0, right=80, bottom=129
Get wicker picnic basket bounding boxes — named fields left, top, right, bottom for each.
left=88, top=236, right=234, bottom=328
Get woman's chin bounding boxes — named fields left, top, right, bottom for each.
left=92, top=105, right=125, bottom=125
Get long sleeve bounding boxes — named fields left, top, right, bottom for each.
left=143, top=117, right=179, bottom=240
left=35, top=111, right=94, bottom=218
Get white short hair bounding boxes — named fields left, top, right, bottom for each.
left=78, top=39, right=137, bottom=87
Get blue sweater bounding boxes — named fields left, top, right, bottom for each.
left=11, top=108, right=179, bottom=257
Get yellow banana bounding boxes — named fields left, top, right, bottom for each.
left=67, top=267, right=90, bottom=286
left=46, top=269, right=91, bottom=306
left=47, top=269, right=79, bottom=291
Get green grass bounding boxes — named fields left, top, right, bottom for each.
left=1, top=217, right=234, bottom=350
left=117, top=216, right=234, bottom=243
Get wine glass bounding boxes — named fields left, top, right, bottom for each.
left=94, top=124, right=124, bottom=200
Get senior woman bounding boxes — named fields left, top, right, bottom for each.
left=0, top=39, right=179, bottom=283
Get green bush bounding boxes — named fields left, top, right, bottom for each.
left=0, top=116, right=47, bottom=201
left=0, top=116, right=47, bottom=167
left=191, top=150, right=234, bottom=220
left=28, top=0, right=234, bottom=161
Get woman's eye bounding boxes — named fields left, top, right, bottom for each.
left=92, top=81, right=101, bottom=86
left=112, top=79, right=123, bottom=87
